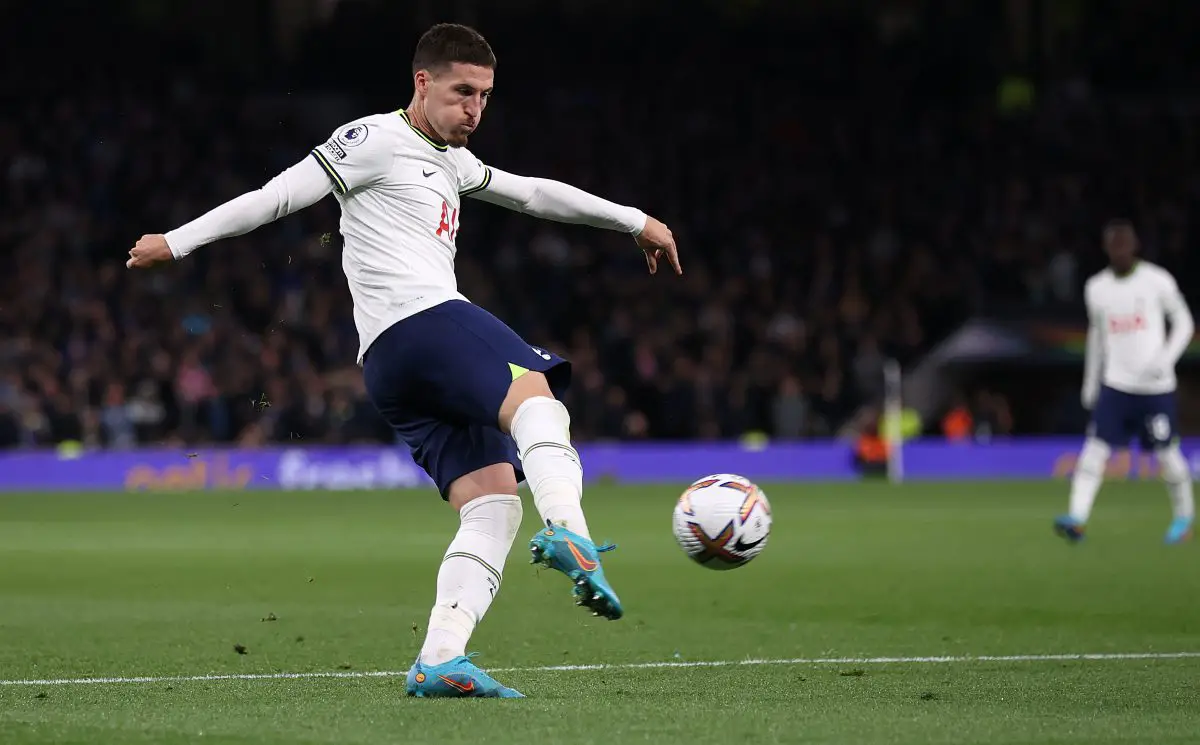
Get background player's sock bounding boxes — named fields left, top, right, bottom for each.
left=1156, top=445, right=1195, bottom=519
left=1068, top=438, right=1110, bottom=523
left=419, top=494, right=521, bottom=666
left=510, top=396, right=591, bottom=540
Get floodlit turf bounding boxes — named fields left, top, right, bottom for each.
left=0, top=480, right=1198, bottom=744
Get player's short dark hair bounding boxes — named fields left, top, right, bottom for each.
left=1103, top=218, right=1135, bottom=236
left=412, top=23, right=495, bottom=75
left=1104, top=218, right=1132, bottom=241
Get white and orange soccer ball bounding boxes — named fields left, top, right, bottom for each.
left=672, top=474, right=772, bottom=569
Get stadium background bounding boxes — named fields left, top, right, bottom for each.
left=2, top=0, right=1200, bottom=466
left=3, top=4, right=1200, bottom=743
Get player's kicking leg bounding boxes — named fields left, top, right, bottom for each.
left=499, top=370, right=623, bottom=620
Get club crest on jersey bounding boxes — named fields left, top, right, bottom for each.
left=337, top=124, right=369, bottom=148
left=322, top=140, right=348, bottom=162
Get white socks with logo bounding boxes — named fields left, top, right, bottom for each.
left=419, top=494, right=522, bottom=666
left=509, top=396, right=591, bottom=540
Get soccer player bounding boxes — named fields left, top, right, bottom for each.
left=125, top=24, right=681, bottom=698
left=1056, top=220, right=1194, bottom=544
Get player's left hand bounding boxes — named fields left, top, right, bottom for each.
left=635, top=216, right=681, bottom=276
left=126, top=234, right=174, bottom=269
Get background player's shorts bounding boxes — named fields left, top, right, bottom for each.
left=362, top=300, right=571, bottom=499
left=1089, top=385, right=1178, bottom=450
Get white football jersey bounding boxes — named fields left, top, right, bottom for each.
left=311, top=111, right=494, bottom=363
left=162, top=108, right=646, bottom=365
left=1084, top=261, right=1189, bottom=394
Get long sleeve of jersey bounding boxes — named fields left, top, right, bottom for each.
left=1156, top=280, right=1195, bottom=368
left=469, top=166, right=647, bottom=234
left=1082, top=316, right=1103, bottom=401
left=165, top=156, right=334, bottom=259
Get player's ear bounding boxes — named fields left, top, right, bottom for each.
left=414, top=69, right=431, bottom=95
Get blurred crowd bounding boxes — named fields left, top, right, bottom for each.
left=2, top=2, right=1200, bottom=449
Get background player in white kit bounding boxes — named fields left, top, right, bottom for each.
left=1057, top=220, right=1195, bottom=544
left=125, top=24, right=681, bottom=698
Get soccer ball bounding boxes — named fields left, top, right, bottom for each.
left=673, top=474, right=772, bottom=569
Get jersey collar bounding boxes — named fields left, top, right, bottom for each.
left=397, top=109, right=449, bottom=152
left=1112, top=260, right=1140, bottom=280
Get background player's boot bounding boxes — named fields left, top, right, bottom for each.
left=405, top=655, right=524, bottom=698
left=1165, top=516, right=1193, bottom=545
left=529, top=521, right=623, bottom=620
left=1054, top=515, right=1086, bottom=543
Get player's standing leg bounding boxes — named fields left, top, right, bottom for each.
left=1156, top=443, right=1193, bottom=543
left=411, top=483, right=525, bottom=695
left=500, top=370, right=623, bottom=620
left=363, top=323, right=526, bottom=698
left=1142, top=394, right=1194, bottom=544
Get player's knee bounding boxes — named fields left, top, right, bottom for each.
left=1156, top=445, right=1191, bottom=484
left=1078, top=438, right=1111, bottom=475
left=498, top=371, right=555, bottom=432
left=458, top=492, right=523, bottom=542
left=505, top=395, right=572, bottom=453
left=447, top=464, right=520, bottom=511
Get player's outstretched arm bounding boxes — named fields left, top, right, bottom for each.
left=126, top=157, right=334, bottom=268
left=468, top=167, right=681, bottom=275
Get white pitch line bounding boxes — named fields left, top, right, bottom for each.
left=2, top=651, right=1198, bottom=687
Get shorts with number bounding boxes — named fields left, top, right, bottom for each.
left=362, top=299, right=571, bottom=499
left=1089, top=385, right=1178, bottom=450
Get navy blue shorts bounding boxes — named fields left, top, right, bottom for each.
left=1089, top=385, right=1178, bottom=450
left=362, top=300, right=571, bottom=499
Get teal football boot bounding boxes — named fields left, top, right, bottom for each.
left=405, top=655, right=524, bottom=698
left=1165, top=516, right=1193, bottom=545
left=529, top=521, right=623, bottom=620
left=1054, top=515, right=1086, bottom=543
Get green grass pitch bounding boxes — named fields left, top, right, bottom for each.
left=0, top=480, right=1198, bottom=744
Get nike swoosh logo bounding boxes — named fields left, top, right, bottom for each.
left=733, top=536, right=765, bottom=552
left=423, top=169, right=437, bottom=178
left=437, top=674, right=475, bottom=693
left=564, top=538, right=599, bottom=572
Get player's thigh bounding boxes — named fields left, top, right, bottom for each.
left=412, top=300, right=572, bottom=426
left=1089, top=386, right=1135, bottom=447
left=387, top=414, right=523, bottom=502
left=498, top=370, right=556, bottom=432
left=447, top=462, right=520, bottom=511
left=1137, top=392, right=1179, bottom=450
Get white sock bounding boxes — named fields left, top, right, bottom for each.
left=509, top=396, right=591, bottom=540
left=1068, top=438, right=1110, bottom=523
left=419, top=494, right=522, bottom=666
left=1156, top=445, right=1195, bottom=520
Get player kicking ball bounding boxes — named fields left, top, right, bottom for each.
left=125, top=24, right=681, bottom=698
left=1057, top=220, right=1194, bottom=545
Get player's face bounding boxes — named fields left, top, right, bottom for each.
left=1104, top=228, right=1138, bottom=272
left=422, top=63, right=494, bottom=148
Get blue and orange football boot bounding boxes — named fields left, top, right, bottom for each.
left=529, top=521, right=623, bottom=620
left=1053, top=515, right=1086, bottom=543
left=405, top=655, right=523, bottom=698
left=1165, top=516, right=1193, bottom=545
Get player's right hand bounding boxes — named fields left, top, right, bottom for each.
left=126, top=234, right=174, bottom=269
left=635, top=216, right=682, bottom=276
